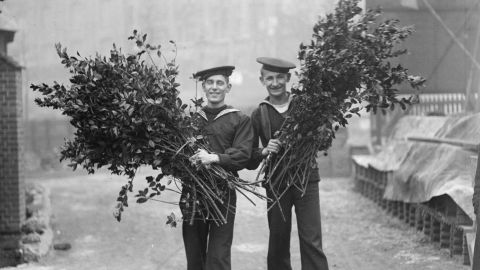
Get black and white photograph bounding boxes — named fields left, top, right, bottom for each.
left=0, top=0, right=479, bottom=269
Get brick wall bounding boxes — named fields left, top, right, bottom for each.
left=0, top=55, right=25, bottom=267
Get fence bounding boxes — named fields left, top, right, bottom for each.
left=408, top=93, right=467, bottom=116
left=370, top=93, right=477, bottom=145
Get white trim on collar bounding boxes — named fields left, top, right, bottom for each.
left=214, top=108, right=240, bottom=120
left=198, top=108, right=240, bottom=121
left=198, top=110, right=208, bottom=120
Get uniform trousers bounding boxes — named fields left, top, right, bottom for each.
left=266, top=181, right=329, bottom=270
left=182, top=190, right=236, bottom=270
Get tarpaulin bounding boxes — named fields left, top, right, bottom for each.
left=384, top=143, right=475, bottom=219
left=353, top=113, right=479, bottom=220
left=352, top=116, right=448, bottom=171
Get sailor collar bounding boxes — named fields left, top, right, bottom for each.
left=198, top=106, right=240, bottom=121
left=259, top=93, right=293, bottom=114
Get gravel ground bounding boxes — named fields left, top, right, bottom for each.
left=6, top=168, right=470, bottom=270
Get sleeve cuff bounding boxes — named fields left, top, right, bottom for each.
left=217, top=153, right=231, bottom=166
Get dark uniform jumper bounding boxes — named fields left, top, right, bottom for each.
left=248, top=97, right=329, bottom=270
left=182, top=105, right=253, bottom=270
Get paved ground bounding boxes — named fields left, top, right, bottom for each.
left=9, top=168, right=469, bottom=270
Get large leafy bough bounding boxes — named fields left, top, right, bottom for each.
left=31, top=31, right=267, bottom=226
left=259, top=0, right=426, bottom=207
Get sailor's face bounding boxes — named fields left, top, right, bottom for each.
left=260, top=69, right=290, bottom=97
left=203, top=74, right=231, bottom=105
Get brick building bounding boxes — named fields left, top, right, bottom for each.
left=0, top=20, right=25, bottom=267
